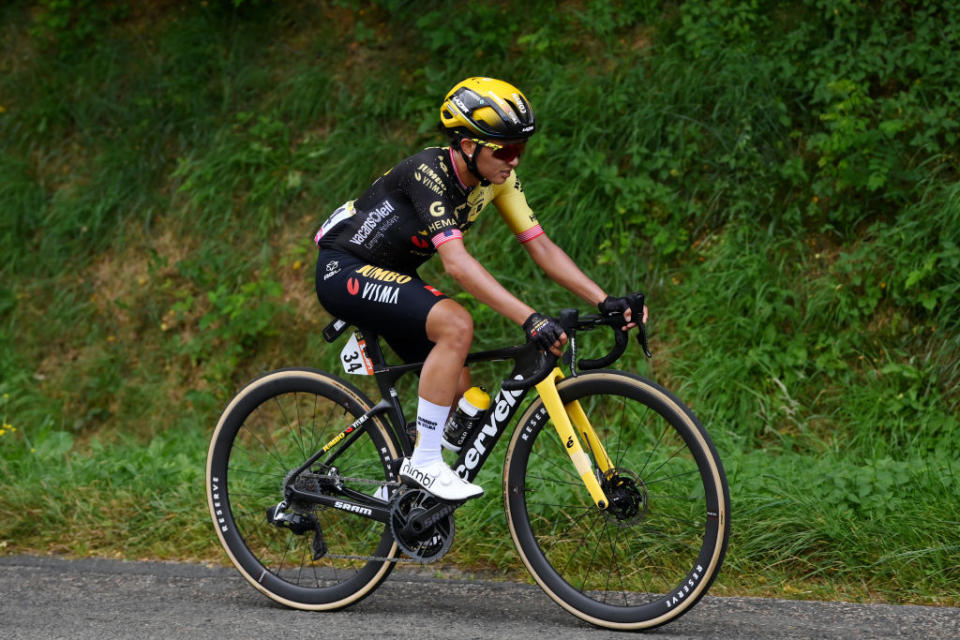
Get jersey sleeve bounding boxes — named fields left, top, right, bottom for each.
left=493, top=172, right=544, bottom=244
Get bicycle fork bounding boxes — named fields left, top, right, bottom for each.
left=534, top=368, right=613, bottom=510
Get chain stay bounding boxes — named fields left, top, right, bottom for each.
left=297, top=475, right=452, bottom=564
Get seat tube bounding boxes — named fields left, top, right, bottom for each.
left=360, top=328, right=414, bottom=455
left=534, top=369, right=611, bottom=510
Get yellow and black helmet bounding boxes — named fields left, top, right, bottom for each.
left=440, top=77, right=536, bottom=141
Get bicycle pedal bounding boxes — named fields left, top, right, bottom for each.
left=422, top=494, right=466, bottom=508
left=396, top=479, right=469, bottom=504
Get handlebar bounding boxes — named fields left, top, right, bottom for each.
left=502, top=292, right=650, bottom=391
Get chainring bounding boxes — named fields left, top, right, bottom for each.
left=388, top=487, right=455, bottom=563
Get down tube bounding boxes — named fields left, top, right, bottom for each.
left=453, top=376, right=531, bottom=483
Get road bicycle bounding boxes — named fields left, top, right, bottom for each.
left=205, top=293, right=730, bottom=630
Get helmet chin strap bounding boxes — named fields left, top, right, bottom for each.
left=456, top=139, right=490, bottom=187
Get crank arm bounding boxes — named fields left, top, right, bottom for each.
left=398, top=499, right=462, bottom=539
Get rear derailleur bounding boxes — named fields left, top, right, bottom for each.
left=266, top=501, right=327, bottom=560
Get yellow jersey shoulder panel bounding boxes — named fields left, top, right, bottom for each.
left=460, top=171, right=542, bottom=242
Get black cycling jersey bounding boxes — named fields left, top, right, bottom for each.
left=316, top=146, right=542, bottom=275
left=314, top=145, right=544, bottom=363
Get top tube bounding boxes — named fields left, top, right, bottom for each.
left=320, top=290, right=649, bottom=390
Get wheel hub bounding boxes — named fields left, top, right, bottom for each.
left=601, top=468, right=648, bottom=526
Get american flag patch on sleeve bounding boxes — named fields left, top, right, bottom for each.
left=432, top=228, right=463, bottom=248
left=514, top=225, right=544, bottom=244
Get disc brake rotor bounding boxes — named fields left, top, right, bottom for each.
left=601, top=468, right=648, bottom=527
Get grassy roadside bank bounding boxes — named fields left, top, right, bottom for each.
left=1, top=0, right=958, bottom=606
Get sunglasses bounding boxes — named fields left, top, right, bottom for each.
left=471, top=138, right=526, bottom=162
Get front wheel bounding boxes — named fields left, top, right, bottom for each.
left=206, top=368, right=401, bottom=610
left=503, top=370, right=730, bottom=630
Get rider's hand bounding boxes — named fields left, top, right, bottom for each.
left=598, top=295, right=646, bottom=330
left=523, top=312, right=567, bottom=356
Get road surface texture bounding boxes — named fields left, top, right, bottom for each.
left=0, top=555, right=957, bottom=639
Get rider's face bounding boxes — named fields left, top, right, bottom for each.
left=478, top=146, right=519, bottom=184
left=464, top=139, right=523, bottom=185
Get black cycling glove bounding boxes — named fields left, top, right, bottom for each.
left=523, top=312, right=564, bottom=351
left=598, top=295, right=631, bottom=317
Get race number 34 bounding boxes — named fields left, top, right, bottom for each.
left=340, top=332, right=374, bottom=375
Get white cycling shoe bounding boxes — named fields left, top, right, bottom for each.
left=399, top=458, right=483, bottom=502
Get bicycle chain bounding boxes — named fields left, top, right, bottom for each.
left=309, top=475, right=454, bottom=564
left=299, top=474, right=421, bottom=564
left=322, top=552, right=426, bottom=564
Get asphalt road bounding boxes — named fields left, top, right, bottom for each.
left=0, top=555, right=957, bottom=640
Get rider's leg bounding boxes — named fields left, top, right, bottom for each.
left=456, top=367, right=472, bottom=397
left=401, top=299, right=483, bottom=500
left=421, top=298, right=473, bottom=404
left=410, top=298, right=472, bottom=466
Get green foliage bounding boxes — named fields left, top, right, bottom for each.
left=0, top=421, right=211, bottom=559
left=173, top=111, right=319, bottom=233
left=656, top=0, right=960, bottom=230
left=726, top=449, right=960, bottom=598
left=30, top=0, right=128, bottom=55
left=171, top=272, right=289, bottom=390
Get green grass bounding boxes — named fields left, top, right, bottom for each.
left=1, top=0, right=958, bottom=605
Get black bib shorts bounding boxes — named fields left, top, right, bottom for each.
left=315, top=248, right=448, bottom=363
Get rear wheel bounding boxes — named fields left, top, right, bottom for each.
left=206, top=368, right=400, bottom=609
left=503, top=371, right=730, bottom=630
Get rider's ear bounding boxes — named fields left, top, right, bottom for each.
left=459, top=138, right=478, bottom=159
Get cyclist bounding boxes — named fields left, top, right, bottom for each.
left=314, top=77, right=646, bottom=502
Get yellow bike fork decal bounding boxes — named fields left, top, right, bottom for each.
left=534, top=368, right=612, bottom=510
left=565, top=394, right=614, bottom=475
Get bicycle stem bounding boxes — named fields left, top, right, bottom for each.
left=534, top=367, right=613, bottom=511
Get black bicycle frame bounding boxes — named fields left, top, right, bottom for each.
left=450, top=374, right=531, bottom=482
left=357, top=327, right=547, bottom=476
left=282, top=327, right=548, bottom=521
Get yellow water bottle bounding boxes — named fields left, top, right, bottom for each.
left=441, top=387, right=491, bottom=452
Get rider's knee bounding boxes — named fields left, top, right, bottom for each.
left=444, top=308, right=473, bottom=351
left=448, top=306, right=474, bottom=336
left=429, top=301, right=473, bottom=350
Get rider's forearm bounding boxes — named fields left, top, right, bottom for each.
left=440, top=246, right=535, bottom=325
left=525, top=235, right=607, bottom=305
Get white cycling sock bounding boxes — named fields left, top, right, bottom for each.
left=410, top=396, right=449, bottom=467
